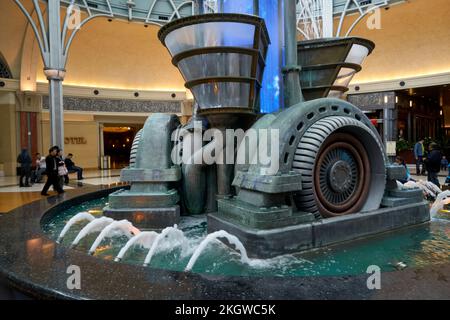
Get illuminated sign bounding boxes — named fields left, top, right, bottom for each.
left=65, top=137, right=87, bottom=144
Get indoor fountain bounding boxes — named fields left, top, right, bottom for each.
left=1, top=0, right=449, bottom=300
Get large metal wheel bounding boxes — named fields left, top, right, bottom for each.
left=129, top=129, right=142, bottom=168
left=292, top=116, right=385, bottom=218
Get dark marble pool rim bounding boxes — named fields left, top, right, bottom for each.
left=0, top=185, right=449, bottom=300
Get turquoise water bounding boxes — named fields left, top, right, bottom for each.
left=42, top=196, right=450, bottom=277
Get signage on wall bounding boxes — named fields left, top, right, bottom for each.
left=65, top=137, right=87, bottom=144
left=386, top=141, right=397, bottom=156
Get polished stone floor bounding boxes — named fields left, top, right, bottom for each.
left=0, top=169, right=121, bottom=187
left=0, top=169, right=121, bottom=213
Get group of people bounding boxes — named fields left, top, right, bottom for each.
left=396, top=138, right=445, bottom=187
left=16, top=146, right=84, bottom=195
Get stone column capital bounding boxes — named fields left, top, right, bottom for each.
left=44, top=68, right=66, bottom=81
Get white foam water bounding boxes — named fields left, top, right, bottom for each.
left=57, top=212, right=95, bottom=243
left=142, top=225, right=187, bottom=266
left=88, top=220, right=140, bottom=255
left=71, top=217, right=114, bottom=247
left=185, top=230, right=250, bottom=271
left=115, top=231, right=158, bottom=262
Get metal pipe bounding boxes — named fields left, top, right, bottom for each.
left=182, top=139, right=217, bottom=214
left=283, top=0, right=303, bottom=108
left=216, top=163, right=234, bottom=197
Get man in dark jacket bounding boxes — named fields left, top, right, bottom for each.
left=425, top=142, right=442, bottom=188
left=41, top=146, right=64, bottom=196
left=17, top=149, right=32, bottom=187
left=64, top=153, right=84, bottom=183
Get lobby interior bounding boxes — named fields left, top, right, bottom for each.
left=0, top=0, right=449, bottom=301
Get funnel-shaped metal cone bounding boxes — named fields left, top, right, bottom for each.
left=158, top=14, right=270, bottom=117
left=297, top=37, right=374, bottom=101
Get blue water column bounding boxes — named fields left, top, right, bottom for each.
left=259, top=0, right=283, bottom=113
left=220, top=0, right=256, bottom=14
left=218, top=0, right=283, bottom=113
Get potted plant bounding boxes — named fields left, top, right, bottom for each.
left=396, top=138, right=414, bottom=164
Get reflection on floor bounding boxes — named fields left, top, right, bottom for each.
left=0, top=183, right=74, bottom=193
left=0, top=169, right=121, bottom=187
left=0, top=192, right=50, bottom=214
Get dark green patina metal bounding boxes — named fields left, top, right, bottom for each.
left=297, top=37, right=375, bottom=100
left=158, top=13, right=270, bottom=114
left=102, top=4, right=430, bottom=257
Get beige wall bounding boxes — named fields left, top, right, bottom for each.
left=35, top=19, right=185, bottom=92
left=0, top=0, right=30, bottom=78
left=346, top=0, right=450, bottom=84
left=41, top=117, right=100, bottom=169
left=0, top=93, right=18, bottom=176
left=0, top=0, right=185, bottom=91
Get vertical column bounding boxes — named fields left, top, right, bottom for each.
left=259, top=0, right=283, bottom=113
left=99, top=123, right=105, bottom=169
left=46, top=0, right=65, bottom=149
left=383, top=107, right=397, bottom=162
left=46, top=76, right=64, bottom=147
left=283, top=0, right=303, bottom=108
left=0, top=93, right=18, bottom=176
left=322, top=0, right=334, bottom=38
left=194, top=0, right=204, bottom=14
left=407, top=111, right=412, bottom=142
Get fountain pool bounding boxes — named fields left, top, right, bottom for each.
left=42, top=196, right=450, bottom=278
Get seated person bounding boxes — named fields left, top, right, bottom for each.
left=34, top=155, right=47, bottom=183
left=64, top=153, right=84, bottom=183
left=395, top=156, right=415, bottom=183
left=446, top=164, right=450, bottom=185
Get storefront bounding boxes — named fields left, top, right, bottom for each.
left=348, top=84, right=450, bottom=163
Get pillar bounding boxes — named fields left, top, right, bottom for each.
left=283, top=0, right=303, bottom=108
left=0, top=93, right=18, bottom=176
left=46, top=0, right=65, bottom=149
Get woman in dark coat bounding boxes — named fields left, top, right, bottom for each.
left=17, top=149, right=32, bottom=187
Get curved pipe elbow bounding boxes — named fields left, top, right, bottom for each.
left=181, top=139, right=217, bottom=214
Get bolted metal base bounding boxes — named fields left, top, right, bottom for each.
left=217, top=197, right=315, bottom=230
left=208, top=201, right=430, bottom=259
left=103, top=205, right=180, bottom=229
left=105, top=188, right=180, bottom=229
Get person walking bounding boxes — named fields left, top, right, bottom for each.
left=17, top=149, right=32, bottom=187
left=414, top=138, right=425, bottom=175
left=424, top=142, right=442, bottom=188
left=41, top=146, right=64, bottom=196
